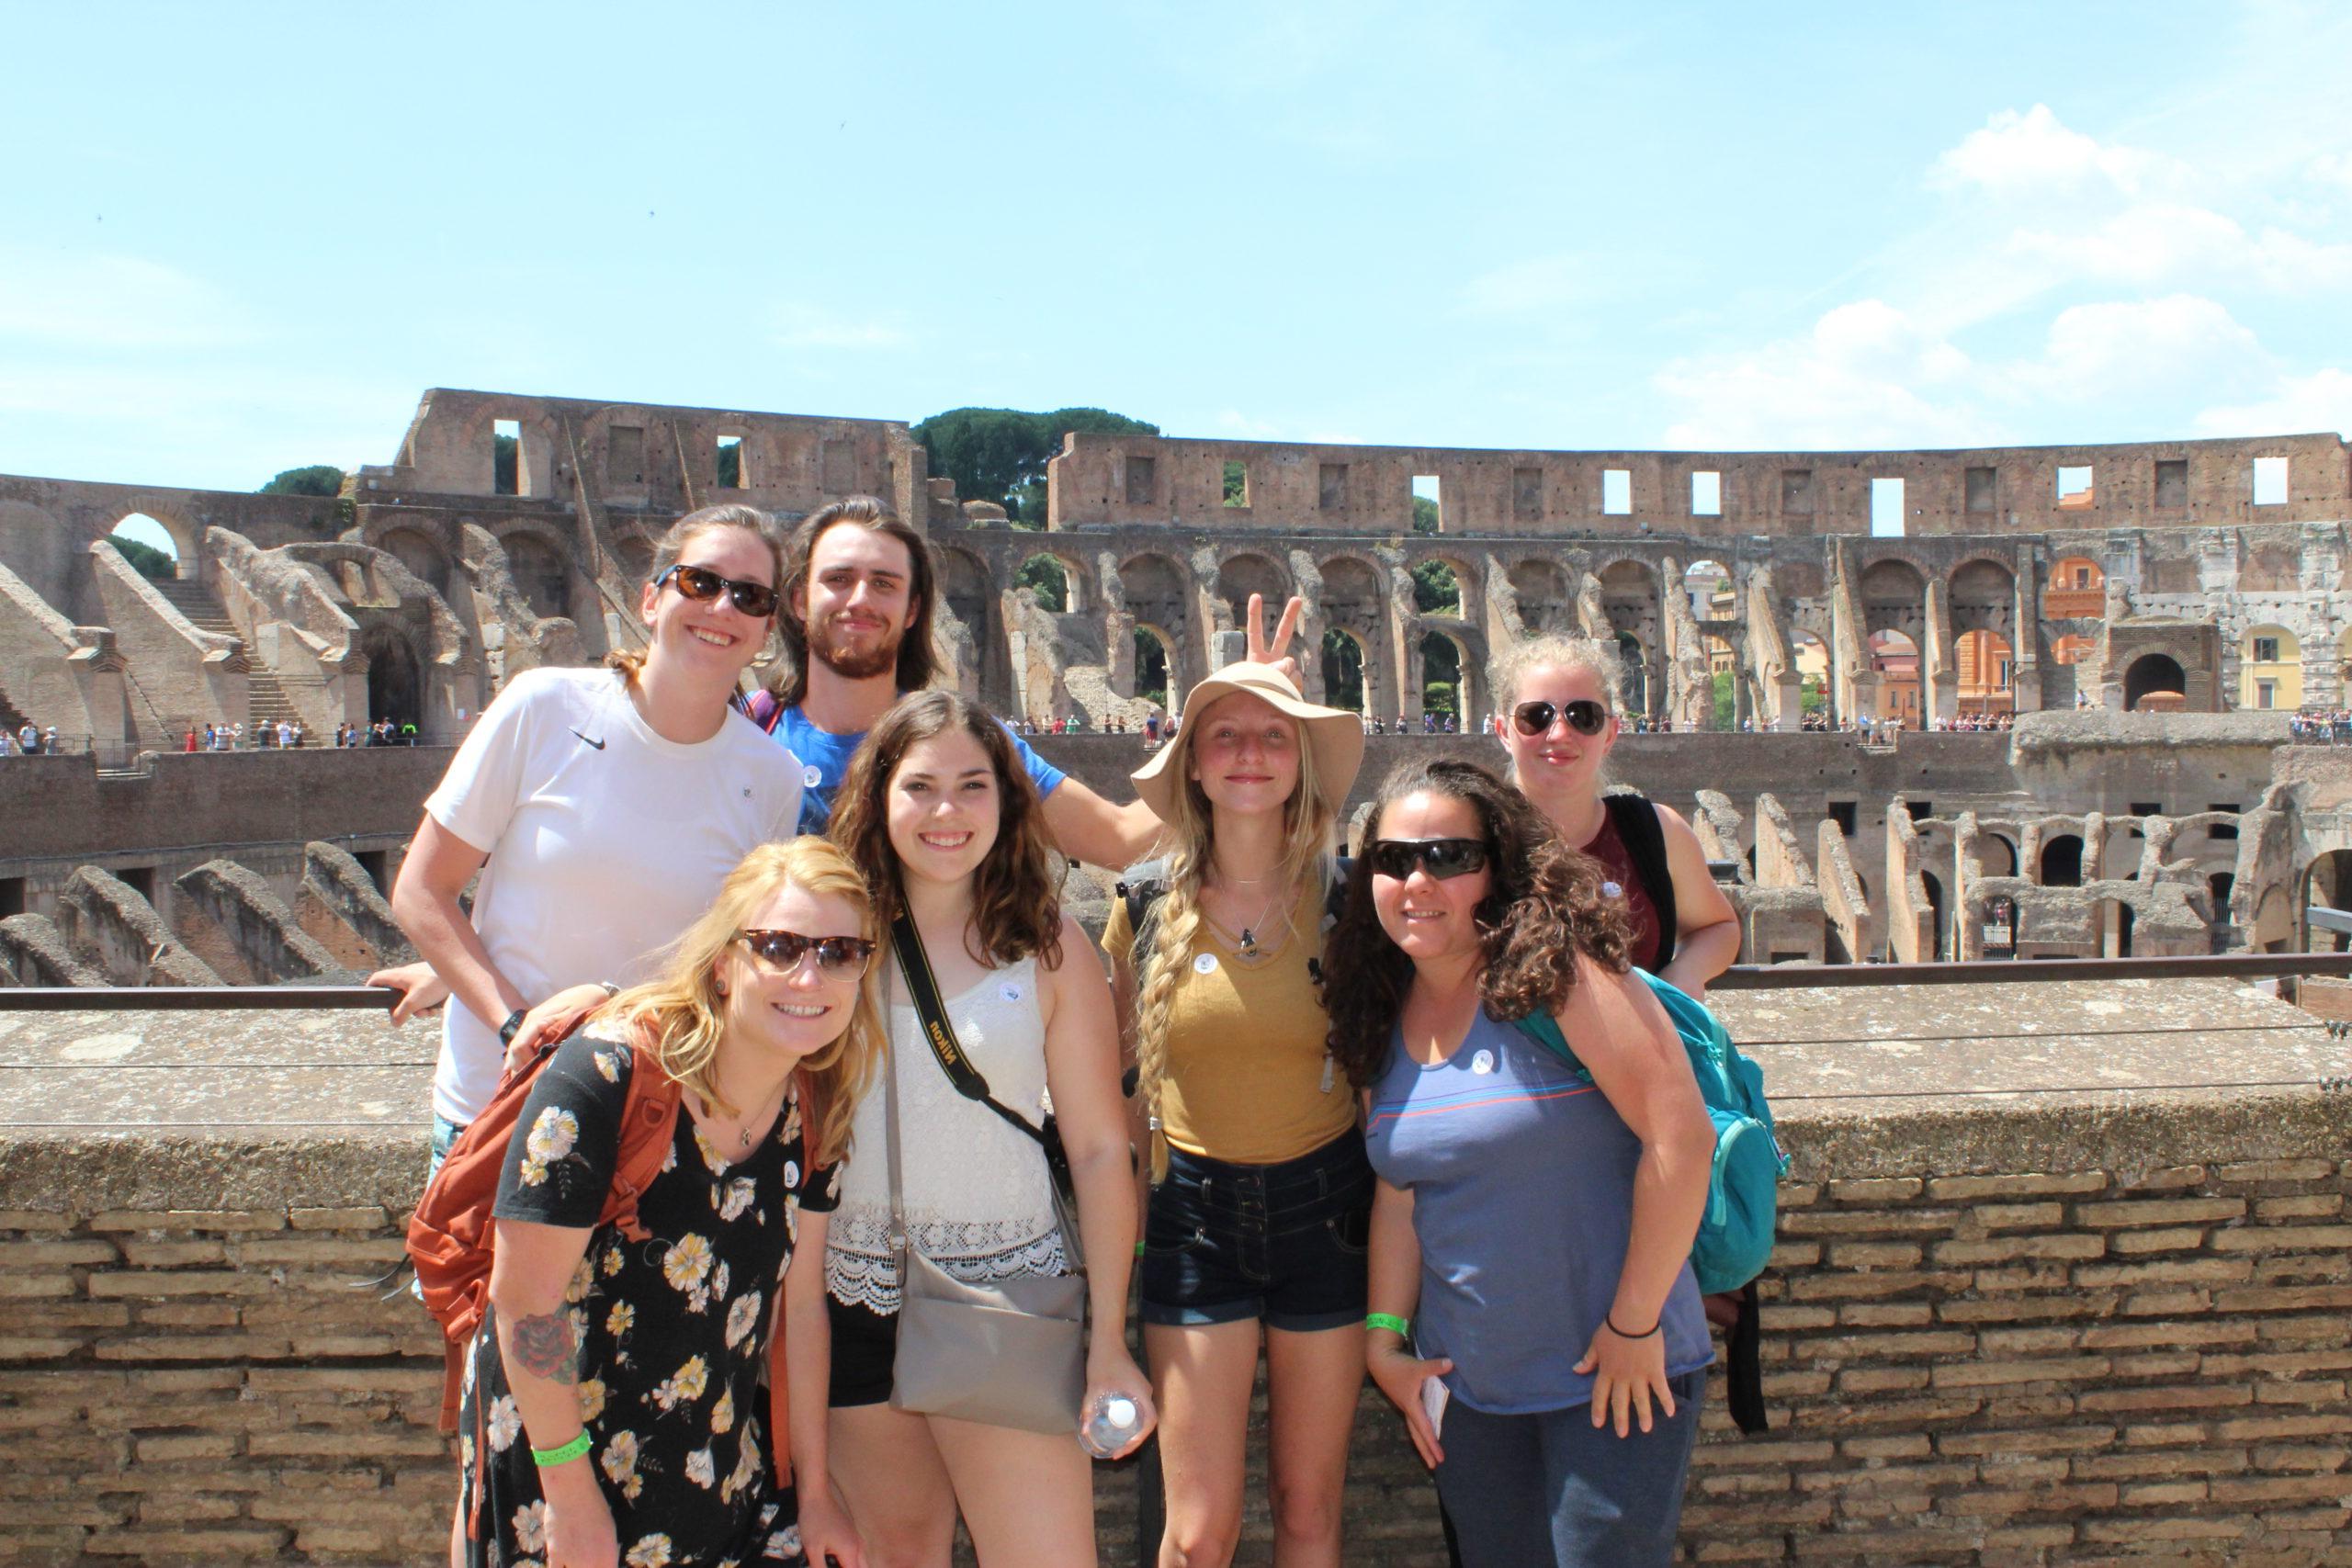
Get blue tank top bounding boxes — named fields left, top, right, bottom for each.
left=1364, top=1007, right=1712, bottom=1415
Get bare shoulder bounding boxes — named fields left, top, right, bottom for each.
left=1041, top=912, right=1111, bottom=987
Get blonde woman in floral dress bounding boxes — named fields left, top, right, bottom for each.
left=458, top=839, right=882, bottom=1568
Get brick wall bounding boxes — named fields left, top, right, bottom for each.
left=3, top=1100, right=2347, bottom=1564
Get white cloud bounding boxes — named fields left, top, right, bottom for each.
left=2312, top=151, right=2352, bottom=197
left=1214, top=410, right=1283, bottom=438
left=2194, top=367, right=2352, bottom=439
left=766, top=304, right=911, bottom=351
left=2015, top=295, right=2271, bottom=404
left=2008, top=203, right=2352, bottom=291
left=0, top=246, right=252, bottom=350
left=1655, top=300, right=1996, bottom=449
left=1929, top=104, right=2177, bottom=197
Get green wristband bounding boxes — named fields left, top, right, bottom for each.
left=1365, top=1312, right=1410, bottom=1337
left=531, top=1430, right=593, bottom=1468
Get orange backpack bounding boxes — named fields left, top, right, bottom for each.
left=407, top=1021, right=816, bottom=1493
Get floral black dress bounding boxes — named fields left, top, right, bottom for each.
left=459, top=1027, right=841, bottom=1568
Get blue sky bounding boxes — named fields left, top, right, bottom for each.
left=6, top=1, right=2350, bottom=495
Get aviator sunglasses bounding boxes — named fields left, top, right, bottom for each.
left=1511, top=698, right=1609, bottom=738
left=1365, top=838, right=1492, bottom=881
left=655, top=563, right=781, bottom=619
left=735, top=929, right=876, bottom=976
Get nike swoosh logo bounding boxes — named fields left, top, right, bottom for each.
left=570, top=728, right=606, bottom=750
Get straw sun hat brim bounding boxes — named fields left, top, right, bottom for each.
left=1130, top=662, right=1365, bottom=819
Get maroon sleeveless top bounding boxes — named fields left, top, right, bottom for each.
left=1577, top=803, right=1667, bottom=973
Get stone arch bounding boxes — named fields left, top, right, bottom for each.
left=1682, top=558, right=1733, bottom=620
left=110, top=494, right=205, bottom=566
left=1121, top=552, right=1189, bottom=642
left=1982, top=833, right=2019, bottom=876
left=1948, top=558, right=2017, bottom=636
left=1860, top=558, right=1927, bottom=639
left=377, top=525, right=452, bottom=597
left=2301, top=850, right=2352, bottom=951
left=2041, top=833, right=2084, bottom=887
left=1870, top=628, right=1922, bottom=727
left=1214, top=550, right=1291, bottom=630
left=356, top=622, right=424, bottom=730
left=107, top=513, right=182, bottom=580
left=936, top=546, right=991, bottom=635
left=1317, top=554, right=1385, bottom=634
left=1014, top=546, right=1091, bottom=615
left=1791, top=627, right=1832, bottom=724
left=502, top=532, right=568, bottom=619
left=2124, top=653, right=2187, bottom=712
left=1407, top=549, right=1478, bottom=621
left=1508, top=558, right=1572, bottom=635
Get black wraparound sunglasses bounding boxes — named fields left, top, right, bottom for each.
left=1511, top=698, right=1609, bottom=737
left=656, top=563, right=781, bottom=619
left=1364, top=838, right=1492, bottom=881
left=736, top=930, right=876, bottom=976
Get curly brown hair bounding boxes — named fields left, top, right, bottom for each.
left=1322, top=758, right=1631, bottom=1089
left=827, top=689, right=1064, bottom=969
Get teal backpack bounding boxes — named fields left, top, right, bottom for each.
left=1513, top=969, right=1786, bottom=1433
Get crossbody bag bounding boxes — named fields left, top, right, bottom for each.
left=883, top=915, right=1088, bottom=1434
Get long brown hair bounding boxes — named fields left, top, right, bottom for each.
left=605, top=837, right=882, bottom=1166
left=827, top=689, right=1064, bottom=968
left=773, top=496, right=938, bottom=707
left=605, top=502, right=787, bottom=684
left=1322, top=758, right=1631, bottom=1089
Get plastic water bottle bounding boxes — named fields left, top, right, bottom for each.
left=1079, top=1392, right=1144, bottom=1458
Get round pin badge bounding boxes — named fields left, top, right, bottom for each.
left=1471, top=1049, right=1496, bottom=1075
left=1601, top=880, right=1623, bottom=898
left=1000, top=982, right=1023, bottom=1003
left=1193, top=953, right=1220, bottom=976
left=784, top=1159, right=800, bottom=1187
left=803, top=764, right=822, bottom=789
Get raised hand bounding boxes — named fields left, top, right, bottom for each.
left=1245, top=592, right=1307, bottom=689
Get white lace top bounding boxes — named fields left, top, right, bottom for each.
left=825, top=953, right=1068, bottom=1315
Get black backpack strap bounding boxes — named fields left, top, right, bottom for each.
left=1603, top=792, right=1678, bottom=970
left=888, top=915, right=1072, bottom=1201
left=1726, top=1279, right=1769, bottom=1435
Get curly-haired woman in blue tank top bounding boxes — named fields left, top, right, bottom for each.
left=1321, top=758, right=1717, bottom=1568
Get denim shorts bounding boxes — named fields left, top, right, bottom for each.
left=1140, top=1128, right=1374, bottom=1333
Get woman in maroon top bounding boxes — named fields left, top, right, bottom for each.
left=1496, top=636, right=1740, bottom=999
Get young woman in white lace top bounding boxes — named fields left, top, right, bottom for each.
left=823, top=690, right=1153, bottom=1567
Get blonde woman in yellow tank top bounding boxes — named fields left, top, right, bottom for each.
left=1108, top=660, right=1368, bottom=1568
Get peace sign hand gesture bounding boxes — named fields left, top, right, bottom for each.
left=1246, top=592, right=1307, bottom=690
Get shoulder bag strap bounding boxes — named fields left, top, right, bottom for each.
left=888, top=914, right=1056, bottom=1156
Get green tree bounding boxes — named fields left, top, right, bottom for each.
left=1222, top=461, right=1247, bottom=507
left=1421, top=634, right=1461, bottom=718
left=259, top=465, right=347, bottom=498
left=1411, top=495, right=1440, bottom=534
left=492, top=434, right=518, bottom=495
left=1412, top=558, right=1460, bottom=615
left=1713, top=669, right=1736, bottom=729
left=1014, top=554, right=1068, bottom=612
left=913, top=406, right=1159, bottom=527
left=109, top=536, right=176, bottom=581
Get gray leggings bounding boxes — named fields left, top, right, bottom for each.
left=1432, top=1371, right=1704, bottom=1568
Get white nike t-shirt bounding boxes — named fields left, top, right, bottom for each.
left=423, top=666, right=803, bottom=1125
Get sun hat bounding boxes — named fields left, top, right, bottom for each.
left=1131, top=661, right=1366, bottom=819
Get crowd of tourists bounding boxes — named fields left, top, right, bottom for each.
left=1, top=722, right=61, bottom=756
left=380, top=497, right=1741, bottom=1568
left=2290, top=710, right=2352, bottom=744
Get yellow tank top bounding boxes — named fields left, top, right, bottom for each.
left=1103, top=880, right=1356, bottom=1164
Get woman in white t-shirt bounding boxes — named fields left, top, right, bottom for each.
left=372, top=503, right=805, bottom=1168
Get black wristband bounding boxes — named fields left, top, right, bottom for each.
left=498, top=1008, right=529, bottom=1047
left=1605, top=1313, right=1663, bottom=1339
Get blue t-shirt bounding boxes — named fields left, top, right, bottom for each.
left=771, top=702, right=1067, bottom=836
left=1364, top=1007, right=1712, bottom=1416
